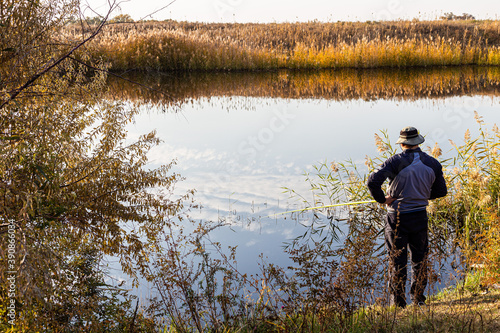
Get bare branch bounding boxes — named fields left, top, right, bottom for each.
left=0, top=2, right=116, bottom=110
left=139, top=0, right=177, bottom=21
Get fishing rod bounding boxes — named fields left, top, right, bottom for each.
left=265, top=200, right=377, bottom=218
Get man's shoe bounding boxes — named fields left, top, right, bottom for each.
left=390, top=295, right=407, bottom=308
left=411, top=294, right=426, bottom=305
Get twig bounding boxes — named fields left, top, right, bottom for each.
left=139, top=0, right=177, bottom=21
left=0, top=4, right=113, bottom=110
left=130, top=299, right=139, bottom=333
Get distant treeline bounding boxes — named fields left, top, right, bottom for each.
left=64, top=19, right=500, bottom=71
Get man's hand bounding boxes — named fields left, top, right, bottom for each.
left=384, top=195, right=396, bottom=206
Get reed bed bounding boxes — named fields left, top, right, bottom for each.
left=65, top=19, right=500, bottom=71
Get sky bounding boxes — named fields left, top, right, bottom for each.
left=82, top=0, right=500, bottom=23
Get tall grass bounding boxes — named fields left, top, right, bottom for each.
left=65, top=19, right=500, bottom=71
left=288, top=37, right=496, bottom=69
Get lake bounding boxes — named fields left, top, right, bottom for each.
left=107, top=67, right=500, bottom=297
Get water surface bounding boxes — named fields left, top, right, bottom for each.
left=111, top=67, right=500, bottom=293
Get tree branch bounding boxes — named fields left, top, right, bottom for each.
left=0, top=4, right=114, bottom=110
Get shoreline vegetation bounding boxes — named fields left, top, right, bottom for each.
left=252, top=115, right=500, bottom=332
left=65, top=19, right=500, bottom=72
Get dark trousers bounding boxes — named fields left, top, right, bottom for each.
left=385, top=210, right=428, bottom=307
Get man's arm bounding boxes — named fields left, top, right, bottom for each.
left=367, top=158, right=397, bottom=204
left=430, top=164, right=447, bottom=199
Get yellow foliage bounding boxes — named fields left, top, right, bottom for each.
left=62, top=19, right=500, bottom=71
left=469, top=212, right=500, bottom=285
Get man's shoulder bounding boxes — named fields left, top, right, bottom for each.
left=418, top=151, right=444, bottom=170
left=385, top=151, right=409, bottom=165
left=375, top=152, right=409, bottom=174
left=418, top=150, right=440, bottom=162
left=385, top=150, right=407, bottom=161
left=377, top=154, right=397, bottom=169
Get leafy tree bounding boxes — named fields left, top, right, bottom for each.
left=440, top=12, right=476, bottom=20
left=86, top=15, right=104, bottom=25
left=109, top=14, right=134, bottom=23
left=0, top=0, right=186, bottom=330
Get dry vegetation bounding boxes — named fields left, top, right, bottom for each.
left=359, top=286, right=500, bottom=332
left=65, top=19, right=500, bottom=71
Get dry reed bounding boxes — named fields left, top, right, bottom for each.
left=64, top=19, right=500, bottom=71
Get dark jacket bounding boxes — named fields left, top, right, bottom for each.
left=367, top=147, right=447, bottom=213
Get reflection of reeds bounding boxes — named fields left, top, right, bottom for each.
left=66, top=20, right=500, bottom=71
left=104, top=67, right=500, bottom=106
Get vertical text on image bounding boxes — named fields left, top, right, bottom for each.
left=6, top=221, right=17, bottom=326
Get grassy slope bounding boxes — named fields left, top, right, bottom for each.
left=387, top=287, right=500, bottom=332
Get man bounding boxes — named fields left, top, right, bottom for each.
left=367, top=126, right=447, bottom=308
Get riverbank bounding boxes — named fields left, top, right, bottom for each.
left=353, top=282, right=500, bottom=333
left=155, top=274, right=500, bottom=332
left=67, top=19, right=500, bottom=71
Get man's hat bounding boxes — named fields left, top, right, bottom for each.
left=396, top=126, right=425, bottom=145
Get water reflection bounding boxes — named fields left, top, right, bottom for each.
left=107, top=66, right=500, bottom=107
